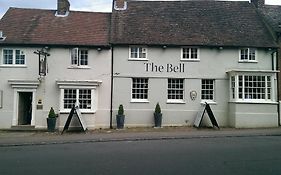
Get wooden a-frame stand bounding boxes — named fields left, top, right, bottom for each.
left=61, top=106, right=87, bottom=134
left=194, top=102, right=220, bottom=129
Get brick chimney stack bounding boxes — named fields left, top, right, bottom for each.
left=251, top=0, right=265, bottom=8
left=57, top=0, right=70, bottom=16
left=114, top=0, right=127, bottom=10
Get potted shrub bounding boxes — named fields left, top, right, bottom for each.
left=116, top=104, right=125, bottom=129
left=47, top=107, right=57, bottom=132
left=154, top=103, right=162, bottom=127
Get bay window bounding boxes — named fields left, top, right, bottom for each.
left=229, top=71, right=275, bottom=102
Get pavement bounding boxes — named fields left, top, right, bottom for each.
left=0, top=126, right=281, bottom=147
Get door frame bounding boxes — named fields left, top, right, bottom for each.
left=12, top=89, right=36, bottom=126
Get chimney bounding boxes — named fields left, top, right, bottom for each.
left=114, top=0, right=127, bottom=11
left=251, top=0, right=265, bottom=8
left=57, top=0, right=70, bottom=16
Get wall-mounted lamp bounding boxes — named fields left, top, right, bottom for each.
left=97, top=47, right=102, bottom=51
left=162, top=45, right=167, bottom=49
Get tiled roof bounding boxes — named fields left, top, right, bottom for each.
left=259, top=5, right=281, bottom=33
left=0, top=8, right=111, bottom=46
left=111, top=1, right=277, bottom=48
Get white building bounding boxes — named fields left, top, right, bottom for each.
left=111, top=0, right=279, bottom=128
left=0, top=0, right=280, bottom=130
left=0, top=0, right=112, bottom=130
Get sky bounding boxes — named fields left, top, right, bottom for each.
left=0, top=0, right=281, bottom=19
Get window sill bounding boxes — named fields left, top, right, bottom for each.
left=131, top=99, right=150, bottom=103
left=128, top=58, right=149, bottom=61
left=180, top=59, right=200, bottom=62
left=201, top=100, right=217, bottom=105
left=0, top=65, right=27, bottom=68
left=59, top=110, right=95, bottom=114
left=238, top=60, right=258, bottom=63
left=229, top=100, right=278, bottom=105
left=68, top=66, right=91, bottom=69
left=167, top=100, right=186, bottom=104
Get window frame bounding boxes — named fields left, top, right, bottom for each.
left=229, top=72, right=275, bottom=103
left=181, top=47, right=200, bottom=61
left=131, top=78, right=149, bottom=103
left=167, top=78, right=185, bottom=103
left=239, top=48, right=257, bottom=63
left=129, top=46, right=148, bottom=60
left=70, top=48, right=89, bottom=67
left=201, top=79, right=215, bottom=103
left=61, top=88, right=95, bottom=113
left=1, top=48, right=26, bottom=66
left=57, top=80, right=102, bottom=114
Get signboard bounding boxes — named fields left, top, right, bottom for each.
left=61, top=106, right=87, bottom=134
left=194, top=102, right=219, bottom=129
left=194, top=104, right=205, bottom=127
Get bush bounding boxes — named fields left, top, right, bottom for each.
left=48, top=107, right=56, bottom=118
left=154, top=103, right=161, bottom=114
left=118, top=104, right=124, bottom=115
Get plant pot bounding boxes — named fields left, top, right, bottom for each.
left=154, top=113, right=162, bottom=127
left=116, top=114, right=125, bottom=129
left=47, top=117, right=57, bottom=132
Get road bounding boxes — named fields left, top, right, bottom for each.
left=0, top=136, right=280, bottom=175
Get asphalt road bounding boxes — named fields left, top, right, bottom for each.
left=0, top=136, right=280, bottom=175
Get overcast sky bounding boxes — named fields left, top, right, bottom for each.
left=0, top=0, right=280, bottom=19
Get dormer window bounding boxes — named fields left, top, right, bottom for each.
left=0, top=31, right=6, bottom=41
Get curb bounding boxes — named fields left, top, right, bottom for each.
left=1, top=132, right=281, bottom=147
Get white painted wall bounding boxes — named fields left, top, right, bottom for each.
left=0, top=46, right=111, bottom=129
left=112, top=46, right=278, bottom=128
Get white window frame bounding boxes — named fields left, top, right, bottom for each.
left=229, top=72, right=275, bottom=103
left=1, top=48, right=26, bottom=66
left=131, top=78, right=149, bottom=103
left=167, top=78, right=185, bottom=103
left=129, top=46, right=148, bottom=60
left=57, top=80, right=102, bottom=113
left=239, top=48, right=257, bottom=62
left=201, top=79, right=215, bottom=103
left=70, top=48, right=89, bottom=67
left=181, top=47, right=200, bottom=61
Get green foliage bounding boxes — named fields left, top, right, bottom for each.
left=118, top=104, right=124, bottom=115
left=48, top=107, right=56, bottom=118
left=154, top=103, right=161, bottom=114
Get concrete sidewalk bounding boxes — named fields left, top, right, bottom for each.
left=0, top=127, right=281, bottom=147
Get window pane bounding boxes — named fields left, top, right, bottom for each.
left=64, top=89, right=77, bottom=109
left=15, top=50, right=25, bottom=64
left=3, top=49, right=13, bottom=64
left=132, top=78, right=148, bottom=100
left=80, top=50, right=88, bottom=65
left=79, top=89, right=91, bottom=109
left=168, top=79, right=184, bottom=100
left=201, top=79, right=214, bottom=100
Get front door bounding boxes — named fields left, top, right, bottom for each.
left=18, top=92, right=33, bottom=125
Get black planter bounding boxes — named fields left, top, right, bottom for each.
left=47, top=118, right=57, bottom=132
left=154, top=113, right=162, bottom=127
left=116, top=114, right=125, bottom=129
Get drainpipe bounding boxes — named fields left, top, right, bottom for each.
left=272, top=49, right=280, bottom=126
left=110, top=46, right=114, bottom=129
